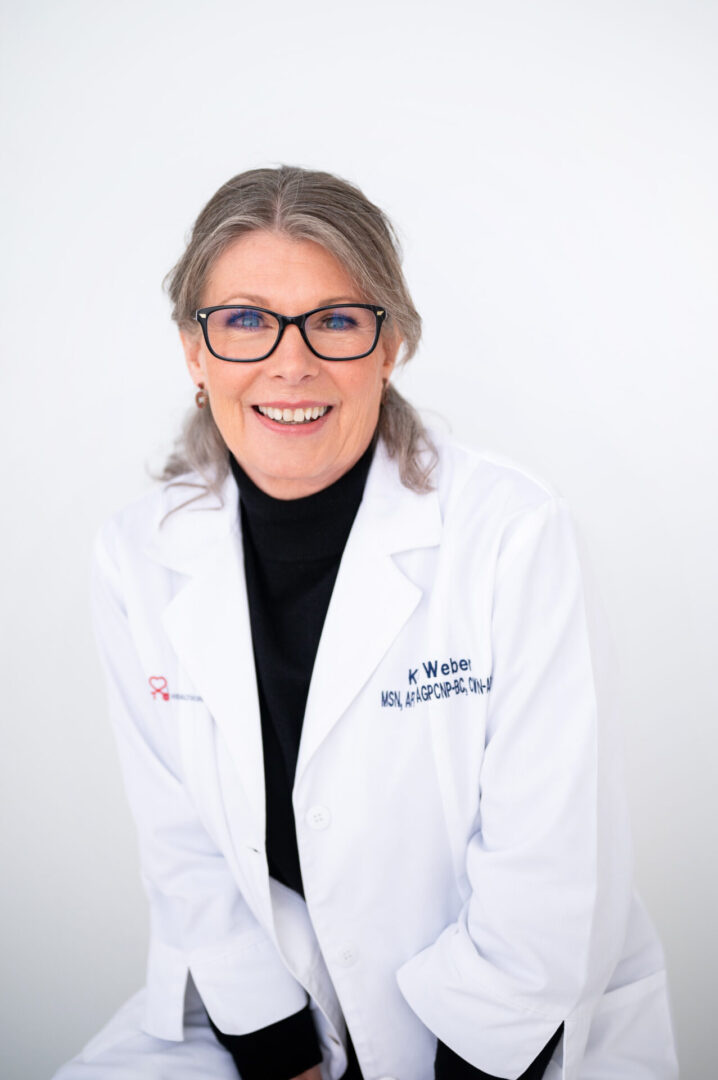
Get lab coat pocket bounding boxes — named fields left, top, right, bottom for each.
left=579, top=968, right=679, bottom=1079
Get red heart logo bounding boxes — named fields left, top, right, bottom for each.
left=149, top=676, right=169, bottom=701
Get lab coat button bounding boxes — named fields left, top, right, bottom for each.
left=336, top=945, right=357, bottom=966
left=306, top=805, right=331, bottom=830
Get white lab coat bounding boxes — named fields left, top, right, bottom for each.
left=54, top=430, right=679, bottom=1080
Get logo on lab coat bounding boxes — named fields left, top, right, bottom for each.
left=147, top=675, right=202, bottom=703
left=148, top=675, right=170, bottom=701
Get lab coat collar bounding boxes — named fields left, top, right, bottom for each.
left=150, top=436, right=443, bottom=832
left=144, top=471, right=240, bottom=578
left=146, top=434, right=441, bottom=573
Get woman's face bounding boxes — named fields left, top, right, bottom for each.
left=181, top=231, right=400, bottom=499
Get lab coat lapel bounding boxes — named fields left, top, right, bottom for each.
left=149, top=440, right=442, bottom=829
left=295, top=440, right=442, bottom=785
left=152, top=474, right=267, bottom=839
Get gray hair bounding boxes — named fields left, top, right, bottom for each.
left=161, top=165, right=436, bottom=495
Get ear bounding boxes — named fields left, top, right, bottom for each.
left=180, top=328, right=205, bottom=387
left=380, top=329, right=402, bottom=382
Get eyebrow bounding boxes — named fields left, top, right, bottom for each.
left=213, top=294, right=362, bottom=309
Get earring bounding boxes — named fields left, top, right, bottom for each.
left=195, top=384, right=208, bottom=409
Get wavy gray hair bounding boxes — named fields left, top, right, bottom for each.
left=161, top=165, right=436, bottom=494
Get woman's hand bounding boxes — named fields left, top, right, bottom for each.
left=290, top=1069, right=322, bottom=1080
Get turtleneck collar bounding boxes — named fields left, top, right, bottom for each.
left=229, top=432, right=378, bottom=563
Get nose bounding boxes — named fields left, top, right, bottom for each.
left=265, top=322, right=320, bottom=383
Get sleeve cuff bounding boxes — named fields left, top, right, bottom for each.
left=434, top=1023, right=564, bottom=1080
left=208, top=1002, right=322, bottom=1080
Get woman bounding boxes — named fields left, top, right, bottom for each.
left=54, top=166, right=678, bottom=1080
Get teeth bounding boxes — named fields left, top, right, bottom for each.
left=257, top=405, right=329, bottom=424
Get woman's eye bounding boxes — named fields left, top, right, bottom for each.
left=322, top=313, right=357, bottom=330
left=226, top=308, right=264, bottom=329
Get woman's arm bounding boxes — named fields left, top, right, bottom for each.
left=397, top=497, right=633, bottom=1078
left=91, top=519, right=309, bottom=1044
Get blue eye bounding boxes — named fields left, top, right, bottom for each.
left=226, top=308, right=265, bottom=330
left=323, top=313, right=357, bottom=331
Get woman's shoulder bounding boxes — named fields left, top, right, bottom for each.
left=428, top=424, right=564, bottom=524
left=94, top=470, right=232, bottom=563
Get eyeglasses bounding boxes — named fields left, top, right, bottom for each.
left=195, top=303, right=387, bottom=363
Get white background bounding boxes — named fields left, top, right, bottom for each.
left=1, top=1, right=716, bottom=1077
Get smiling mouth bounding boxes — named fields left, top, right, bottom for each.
left=254, top=405, right=331, bottom=425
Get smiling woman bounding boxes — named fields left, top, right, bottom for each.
left=53, top=166, right=678, bottom=1080
left=179, top=231, right=401, bottom=498
left=160, top=166, right=432, bottom=506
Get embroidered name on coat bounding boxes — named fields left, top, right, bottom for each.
left=380, top=656, right=492, bottom=711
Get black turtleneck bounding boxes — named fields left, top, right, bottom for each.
left=230, top=436, right=376, bottom=896
left=205, top=433, right=563, bottom=1080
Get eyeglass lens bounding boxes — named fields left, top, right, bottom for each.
left=204, top=306, right=378, bottom=360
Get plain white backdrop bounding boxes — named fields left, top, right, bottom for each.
left=1, top=1, right=716, bottom=1076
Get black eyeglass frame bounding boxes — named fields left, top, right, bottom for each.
left=194, top=303, right=388, bottom=363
